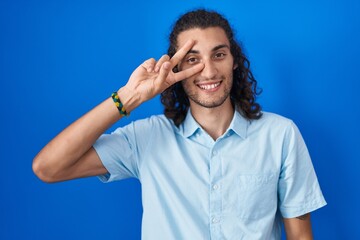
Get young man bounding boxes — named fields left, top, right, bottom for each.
left=33, top=9, right=326, bottom=240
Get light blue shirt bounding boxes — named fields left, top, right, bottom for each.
left=93, top=110, right=326, bottom=240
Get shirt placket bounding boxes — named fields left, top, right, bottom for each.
left=209, top=144, right=222, bottom=239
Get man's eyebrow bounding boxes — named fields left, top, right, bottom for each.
left=186, top=49, right=199, bottom=55
left=185, top=44, right=230, bottom=55
left=212, top=44, right=230, bottom=52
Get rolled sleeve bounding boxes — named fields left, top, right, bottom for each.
left=278, top=121, right=327, bottom=218
left=93, top=122, right=139, bottom=183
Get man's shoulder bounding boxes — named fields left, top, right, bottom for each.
left=112, top=114, right=177, bottom=139
left=131, top=114, right=177, bottom=132
left=259, top=111, right=293, bottom=123
left=134, top=114, right=173, bottom=126
left=250, top=111, right=295, bottom=131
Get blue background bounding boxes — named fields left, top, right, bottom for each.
left=1, top=0, right=359, bottom=239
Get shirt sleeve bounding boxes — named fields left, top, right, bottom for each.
left=93, top=122, right=139, bottom=183
left=278, top=121, right=327, bottom=218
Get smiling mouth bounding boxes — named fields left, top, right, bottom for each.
left=197, top=81, right=222, bottom=90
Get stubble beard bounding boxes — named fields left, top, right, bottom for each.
left=182, top=76, right=233, bottom=109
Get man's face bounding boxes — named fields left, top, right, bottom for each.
left=177, top=27, right=235, bottom=109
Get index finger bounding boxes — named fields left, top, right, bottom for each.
left=173, top=63, right=204, bottom=83
left=169, top=39, right=195, bottom=69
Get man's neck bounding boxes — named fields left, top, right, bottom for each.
left=190, top=99, right=234, bottom=141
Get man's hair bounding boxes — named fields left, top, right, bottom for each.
left=160, top=9, right=262, bottom=126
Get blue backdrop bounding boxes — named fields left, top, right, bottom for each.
left=1, top=0, right=359, bottom=239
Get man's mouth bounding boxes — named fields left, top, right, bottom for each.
left=197, top=81, right=222, bottom=90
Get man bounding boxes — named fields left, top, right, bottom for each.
left=33, top=9, right=326, bottom=240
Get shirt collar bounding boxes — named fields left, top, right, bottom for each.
left=227, top=110, right=249, bottom=139
left=181, top=109, right=249, bottom=139
left=181, top=110, right=201, bottom=138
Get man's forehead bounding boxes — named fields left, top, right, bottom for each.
left=187, top=44, right=230, bottom=55
left=176, top=27, right=230, bottom=51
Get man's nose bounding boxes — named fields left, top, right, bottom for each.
left=200, top=60, right=217, bottom=79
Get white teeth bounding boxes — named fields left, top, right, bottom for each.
left=198, top=82, right=220, bottom=90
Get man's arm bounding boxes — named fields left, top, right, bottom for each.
left=32, top=97, right=122, bottom=183
left=283, top=213, right=313, bottom=240
left=32, top=40, right=204, bottom=183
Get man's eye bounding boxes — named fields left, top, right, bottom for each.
left=214, top=53, right=226, bottom=59
left=186, top=57, right=199, bottom=64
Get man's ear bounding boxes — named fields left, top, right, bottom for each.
left=233, top=63, right=238, bottom=70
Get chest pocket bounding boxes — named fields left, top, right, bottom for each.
left=235, top=173, right=278, bottom=219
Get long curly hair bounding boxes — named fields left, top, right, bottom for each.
left=161, top=9, right=262, bottom=126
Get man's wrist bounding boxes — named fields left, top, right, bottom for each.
left=117, top=86, right=141, bottom=113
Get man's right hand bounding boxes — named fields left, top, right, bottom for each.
left=118, top=39, right=205, bottom=112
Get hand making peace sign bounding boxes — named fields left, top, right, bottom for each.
left=119, top=40, right=204, bottom=112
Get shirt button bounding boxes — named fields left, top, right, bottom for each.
left=212, top=151, right=218, bottom=156
left=212, top=217, right=219, bottom=223
left=212, top=184, right=219, bottom=190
